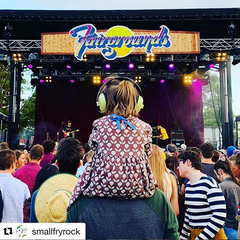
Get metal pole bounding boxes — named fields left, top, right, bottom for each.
left=226, top=59, right=234, bottom=146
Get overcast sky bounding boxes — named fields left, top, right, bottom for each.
left=1, top=0, right=240, bottom=115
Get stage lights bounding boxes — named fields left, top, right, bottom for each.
left=12, top=53, right=22, bottom=62
left=135, top=76, right=142, bottom=83
left=183, top=75, right=193, bottom=85
left=83, top=55, right=87, bottom=62
left=70, top=79, right=75, bottom=83
left=160, top=79, right=165, bottom=83
left=105, top=64, right=111, bottom=69
left=146, top=54, right=155, bottom=62
left=93, top=75, right=101, bottom=84
left=169, top=63, right=175, bottom=69
left=216, top=52, right=227, bottom=61
left=45, top=76, right=52, bottom=83
left=128, top=63, right=134, bottom=69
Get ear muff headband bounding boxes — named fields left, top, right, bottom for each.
left=96, top=77, right=144, bottom=113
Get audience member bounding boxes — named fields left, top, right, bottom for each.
left=212, top=149, right=220, bottom=162
left=199, top=142, right=219, bottom=182
left=227, top=146, right=236, bottom=158
left=0, top=142, right=9, bottom=151
left=33, top=137, right=83, bottom=223
left=14, top=144, right=44, bottom=194
left=178, top=151, right=226, bottom=239
left=40, top=139, right=55, bottom=167
left=166, top=143, right=178, bottom=157
left=69, top=77, right=156, bottom=202
left=29, top=164, right=59, bottom=222
left=214, top=158, right=240, bottom=239
left=149, top=144, right=179, bottom=215
left=0, top=150, right=30, bottom=222
left=15, top=150, right=28, bottom=170
left=229, top=153, right=240, bottom=179
left=180, top=144, right=187, bottom=152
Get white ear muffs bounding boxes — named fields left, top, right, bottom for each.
left=96, top=77, right=144, bottom=113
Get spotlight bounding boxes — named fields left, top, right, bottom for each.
left=12, top=53, right=22, bottom=62
left=146, top=54, right=155, bottom=62
left=216, top=52, right=227, bottom=61
left=169, top=63, right=174, bottom=69
left=160, top=79, right=165, bottom=83
left=93, top=75, right=101, bottom=84
left=128, top=63, right=134, bottom=69
left=83, top=55, right=87, bottom=62
left=105, top=64, right=111, bottom=69
left=135, top=76, right=142, bottom=83
left=199, top=53, right=210, bottom=62
left=66, top=65, right=72, bottom=69
left=28, top=64, right=33, bottom=69
left=70, top=79, right=75, bottom=83
left=183, top=75, right=192, bottom=85
left=40, top=79, right=44, bottom=83
left=102, top=79, right=107, bottom=83
left=45, top=76, right=52, bottom=83
left=193, top=79, right=198, bottom=83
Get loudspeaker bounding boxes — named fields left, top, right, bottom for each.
left=171, top=130, right=184, bottom=140
left=96, top=77, right=144, bottom=113
left=172, top=140, right=185, bottom=148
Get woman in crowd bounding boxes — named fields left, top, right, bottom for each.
left=214, top=158, right=240, bottom=239
left=15, top=150, right=28, bottom=170
left=149, top=144, right=179, bottom=215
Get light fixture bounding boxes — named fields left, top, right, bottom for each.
left=183, top=75, right=192, bottom=85
left=93, top=75, right=101, bottom=84
left=45, top=76, right=52, bottom=83
left=105, top=64, right=111, bottom=69
left=128, top=63, right=134, bottom=69
left=216, top=52, right=227, bottom=61
left=135, top=76, right=142, bottom=83
left=146, top=54, right=155, bottom=62
left=83, top=55, right=87, bottom=62
left=12, top=53, right=22, bottom=62
left=160, top=79, right=165, bottom=83
left=169, top=63, right=175, bottom=69
left=70, top=79, right=75, bottom=83
left=199, top=53, right=210, bottom=62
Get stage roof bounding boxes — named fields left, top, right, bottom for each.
left=0, top=8, right=240, bottom=40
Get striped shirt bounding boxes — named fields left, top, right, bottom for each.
left=180, top=175, right=226, bottom=240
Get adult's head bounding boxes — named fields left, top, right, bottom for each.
left=30, top=144, right=44, bottom=161
left=96, top=76, right=143, bottom=118
left=56, top=137, right=83, bottom=174
left=229, top=153, right=240, bottom=178
left=67, top=120, right=72, bottom=127
left=166, top=143, right=178, bottom=156
left=42, top=139, right=55, bottom=153
left=32, top=164, right=59, bottom=193
left=166, top=155, right=180, bottom=179
left=15, top=150, right=27, bottom=169
left=212, top=150, right=220, bottom=163
left=227, top=146, right=236, bottom=158
left=199, top=142, right=214, bottom=158
left=0, top=149, right=16, bottom=172
left=0, top=142, right=9, bottom=151
left=214, top=158, right=239, bottom=185
left=178, top=150, right=202, bottom=178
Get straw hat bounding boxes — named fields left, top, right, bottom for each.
left=35, top=173, right=78, bottom=223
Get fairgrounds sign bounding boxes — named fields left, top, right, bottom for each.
left=41, top=25, right=200, bottom=59
left=69, top=24, right=171, bottom=61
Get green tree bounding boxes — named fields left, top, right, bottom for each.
left=0, top=63, right=10, bottom=115
left=202, top=73, right=221, bottom=127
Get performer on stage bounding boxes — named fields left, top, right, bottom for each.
left=62, top=120, right=74, bottom=138
left=157, top=125, right=169, bottom=147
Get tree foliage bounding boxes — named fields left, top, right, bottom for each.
left=202, top=73, right=221, bottom=127
left=0, top=63, right=10, bottom=115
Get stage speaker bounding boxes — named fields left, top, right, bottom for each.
left=171, top=130, right=184, bottom=140
left=152, top=126, right=159, bottom=145
left=171, top=140, right=185, bottom=148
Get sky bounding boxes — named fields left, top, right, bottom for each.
left=1, top=0, right=240, bottom=115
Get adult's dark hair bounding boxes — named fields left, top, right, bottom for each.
left=165, top=155, right=180, bottom=180
left=42, top=139, right=55, bottom=153
left=178, top=150, right=202, bottom=170
left=0, top=142, right=9, bottom=151
left=56, top=137, right=83, bottom=174
left=199, top=142, right=214, bottom=158
left=166, top=143, right=178, bottom=153
left=0, top=149, right=15, bottom=170
left=190, top=147, right=200, bottom=155
left=212, top=150, right=220, bottom=163
left=30, top=144, right=44, bottom=160
left=214, top=158, right=240, bottom=186
left=32, top=164, right=59, bottom=193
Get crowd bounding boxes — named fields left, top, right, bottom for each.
left=0, top=76, right=240, bottom=239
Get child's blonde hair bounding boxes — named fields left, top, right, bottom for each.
left=102, top=77, right=140, bottom=118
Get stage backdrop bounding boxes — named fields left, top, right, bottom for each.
left=33, top=78, right=204, bottom=147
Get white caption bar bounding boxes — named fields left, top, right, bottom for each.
left=0, top=223, right=85, bottom=239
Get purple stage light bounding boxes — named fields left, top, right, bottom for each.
left=160, top=79, right=165, bottom=83
left=102, top=79, right=107, bottom=83
left=128, top=63, right=134, bottom=69
left=66, top=65, right=72, bottom=69
left=105, top=64, right=111, bottom=69
left=169, top=63, right=174, bottom=69
left=70, top=79, right=75, bottom=83
left=40, top=79, right=44, bottom=83
left=28, top=64, right=33, bottom=69
left=209, top=64, right=215, bottom=68
left=193, top=79, right=198, bottom=83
